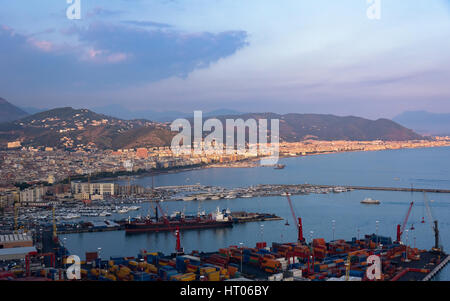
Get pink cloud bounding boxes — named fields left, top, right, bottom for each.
left=82, top=48, right=128, bottom=64
left=34, top=40, right=53, bottom=52
left=106, top=52, right=128, bottom=63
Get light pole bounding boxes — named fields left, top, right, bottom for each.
left=62, top=237, right=67, bottom=263
left=97, top=247, right=102, bottom=271
left=405, top=229, right=410, bottom=262
left=239, top=242, right=243, bottom=274
left=39, top=228, right=43, bottom=252
left=332, top=220, right=335, bottom=241
left=357, top=228, right=360, bottom=241
left=140, top=258, right=144, bottom=281
left=309, top=231, right=314, bottom=273
left=375, top=221, right=379, bottom=247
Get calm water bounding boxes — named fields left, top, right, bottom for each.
left=64, top=147, right=450, bottom=280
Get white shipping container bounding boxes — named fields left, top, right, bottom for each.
left=273, top=273, right=283, bottom=281
left=287, top=269, right=302, bottom=278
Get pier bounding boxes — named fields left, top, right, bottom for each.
left=423, top=254, right=450, bottom=281
left=293, top=184, right=450, bottom=194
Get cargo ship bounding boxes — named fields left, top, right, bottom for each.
left=125, top=207, right=233, bottom=233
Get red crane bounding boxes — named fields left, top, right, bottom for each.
left=155, top=201, right=184, bottom=253
left=285, top=193, right=304, bottom=242
left=25, top=252, right=55, bottom=276
left=396, top=201, right=414, bottom=243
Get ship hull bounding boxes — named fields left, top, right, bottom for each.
left=125, top=220, right=233, bottom=233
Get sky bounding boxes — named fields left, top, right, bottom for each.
left=0, top=0, right=450, bottom=119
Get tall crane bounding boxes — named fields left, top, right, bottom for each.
left=345, top=254, right=351, bottom=281
left=52, top=205, right=58, bottom=242
left=396, top=201, right=414, bottom=243
left=423, top=193, right=442, bottom=252
left=155, top=200, right=184, bottom=253
left=14, top=202, right=20, bottom=233
left=285, top=193, right=304, bottom=242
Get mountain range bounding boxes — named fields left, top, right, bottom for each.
left=393, top=111, right=450, bottom=136
left=17, top=103, right=244, bottom=123
left=0, top=107, right=175, bottom=150
left=0, top=102, right=424, bottom=150
left=0, top=98, right=29, bottom=123
left=204, top=113, right=423, bottom=142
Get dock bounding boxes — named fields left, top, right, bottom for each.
left=298, top=184, right=450, bottom=194
left=56, top=226, right=124, bottom=234
left=230, top=212, right=283, bottom=223
left=423, top=254, right=450, bottom=281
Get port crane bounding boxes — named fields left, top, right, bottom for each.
left=345, top=254, right=352, bottom=281
left=396, top=201, right=414, bottom=243
left=52, top=205, right=58, bottom=242
left=14, top=202, right=20, bottom=233
left=285, top=193, right=304, bottom=242
left=155, top=200, right=184, bottom=253
left=423, top=193, right=442, bottom=252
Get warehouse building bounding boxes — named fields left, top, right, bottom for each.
left=0, top=233, right=36, bottom=261
left=0, top=233, right=33, bottom=249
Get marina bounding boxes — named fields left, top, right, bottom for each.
left=2, top=147, right=450, bottom=281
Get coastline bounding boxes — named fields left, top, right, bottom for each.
left=87, top=143, right=450, bottom=183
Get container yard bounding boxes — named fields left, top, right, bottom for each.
left=0, top=231, right=447, bottom=281
left=1, top=185, right=447, bottom=282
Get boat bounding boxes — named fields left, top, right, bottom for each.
left=63, top=213, right=80, bottom=219
left=241, top=194, right=253, bottom=198
left=182, top=196, right=196, bottom=201
left=125, top=207, right=233, bottom=233
left=361, top=198, right=381, bottom=205
left=117, top=208, right=129, bottom=214
left=274, top=164, right=285, bottom=170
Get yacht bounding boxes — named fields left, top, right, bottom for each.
left=64, top=213, right=81, bottom=219
left=361, top=198, right=381, bottom=205
left=118, top=208, right=129, bottom=214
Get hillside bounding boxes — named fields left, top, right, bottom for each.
left=393, top=111, right=450, bottom=136
left=0, top=98, right=29, bottom=123
left=205, top=113, right=423, bottom=142
left=0, top=107, right=174, bottom=150
left=0, top=108, right=423, bottom=150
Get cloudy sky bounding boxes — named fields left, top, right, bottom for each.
left=1, top=0, right=450, bottom=119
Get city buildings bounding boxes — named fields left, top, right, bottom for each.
left=71, top=182, right=118, bottom=198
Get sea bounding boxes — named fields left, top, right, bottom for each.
left=63, top=146, right=450, bottom=280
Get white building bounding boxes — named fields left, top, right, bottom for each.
left=71, top=182, right=117, bottom=197
left=20, top=186, right=46, bottom=203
